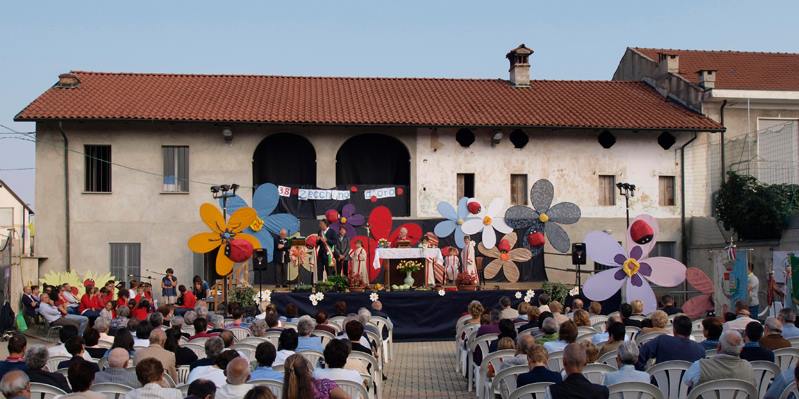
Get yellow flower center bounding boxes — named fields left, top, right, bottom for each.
left=456, top=218, right=464, bottom=225
left=340, top=216, right=347, bottom=224
left=538, top=213, right=549, bottom=223
left=482, top=216, right=492, bottom=225
left=249, top=216, right=265, bottom=232
left=622, top=258, right=640, bottom=277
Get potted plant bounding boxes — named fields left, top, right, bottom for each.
left=348, top=274, right=367, bottom=292
left=327, top=275, right=349, bottom=292
left=396, top=260, right=422, bottom=287
left=456, top=272, right=479, bottom=291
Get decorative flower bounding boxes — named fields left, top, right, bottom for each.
left=462, top=198, right=513, bottom=249
left=330, top=204, right=366, bottom=238
left=434, top=197, right=474, bottom=248
left=582, top=215, right=686, bottom=314
left=314, top=292, right=324, bottom=301
left=351, top=206, right=422, bottom=281
left=223, top=183, right=300, bottom=263
left=477, top=232, right=532, bottom=283
left=369, top=292, right=379, bottom=302
left=438, top=289, right=445, bottom=297
left=254, top=289, right=272, bottom=304
left=504, top=179, right=581, bottom=253
left=188, top=203, right=260, bottom=276
left=524, top=289, right=536, bottom=303
left=514, top=291, right=522, bottom=299
left=569, top=286, right=580, bottom=297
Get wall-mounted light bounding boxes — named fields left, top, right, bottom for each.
left=222, top=128, right=233, bottom=143
left=491, top=130, right=504, bottom=146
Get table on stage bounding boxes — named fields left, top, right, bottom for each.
left=373, top=247, right=443, bottom=286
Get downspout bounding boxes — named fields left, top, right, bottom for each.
left=58, top=121, right=71, bottom=272
left=680, top=132, right=698, bottom=265
left=719, top=100, right=727, bottom=182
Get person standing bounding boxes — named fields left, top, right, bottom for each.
left=162, top=268, right=177, bottom=305
left=317, top=219, right=337, bottom=282
left=335, top=227, right=350, bottom=278
left=749, top=263, right=760, bottom=318
left=351, top=240, right=368, bottom=284
left=275, top=229, right=289, bottom=288
left=461, top=235, right=478, bottom=283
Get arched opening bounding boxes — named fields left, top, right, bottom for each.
left=252, top=133, right=316, bottom=186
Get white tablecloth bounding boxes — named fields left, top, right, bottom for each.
left=373, top=247, right=443, bottom=269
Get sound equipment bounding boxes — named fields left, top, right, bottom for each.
left=253, top=249, right=268, bottom=271
left=572, top=243, right=586, bottom=265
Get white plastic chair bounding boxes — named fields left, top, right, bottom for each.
left=188, top=336, right=209, bottom=345
left=183, top=342, right=206, bottom=359
left=582, top=363, right=615, bottom=384
left=30, top=382, right=68, bottom=399
left=298, top=350, right=324, bottom=368
left=598, top=350, right=618, bottom=367
left=468, top=333, right=499, bottom=392
left=751, top=361, right=781, bottom=399
left=348, top=351, right=382, bottom=399
left=90, top=382, right=134, bottom=399
left=176, top=384, right=190, bottom=396
left=458, top=324, right=480, bottom=374
left=334, top=379, right=370, bottom=399
left=312, top=329, right=336, bottom=348
left=788, top=337, right=799, bottom=348
left=491, top=365, right=528, bottom=399
left=228, top=327, right=251, bottom=341
left=686, top=378, right=757, bottom=399
left=478, top=349, right=516, bottom=399
left=282, top=321, right=298, bottom=330
left=251, top=379, right=283, bottom=398
left=775, top=347, right=799, bottom=369
left=239, top=336, right=267, bottom=346
left=370, top=316, right=394, bottom=362
left=646, top=360, right=691, bottom=399
left=177, top=365, right=190, bottom=385
left=508, top=382, right=554, bottom=399
left=779, top=381, right=799, bottom=399
left=328, top=316, right=346, bottom=329
left=635, top=332, right=667, bottom=346
left=518, top=327, right=539, bottom=337
left=264, top=331, right=282, bottom=348
left=577, top=326, right=597, bottom=335
left=590, top=315, right=608, bottom=328
left=593, top=321, right=608, bottom=333
left=546, top=351, right=564, bottom=373
left=624, top=326, right=641, bottom=342
left=45, top=356, right=70, bottom=372
left=608, top=381, right=664, bottom=399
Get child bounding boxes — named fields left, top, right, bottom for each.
left=99, top=300, right=114, bottom=320
left=132, top=299, right=149, bottom=321
left=162, top=268, right=177, bottom=305
left=445, top=247, right=461, bottom=283
left=351, top=239, right=368, bottom=284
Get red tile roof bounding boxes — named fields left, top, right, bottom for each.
left=634, top=48, right=799, bottom=91
left=16, top=71, right=722, bottom=131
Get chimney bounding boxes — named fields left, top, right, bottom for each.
left=56, top=73, right=80, bottom=88
left=657, top=52, right=680, bottom=74
left=506, top=44, right=533, bottom=87
left=698, top=69, right=716, bottom=89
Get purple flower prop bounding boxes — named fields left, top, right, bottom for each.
left=330, top=204, right=365, bottom=238
left=582, top=215, right=686, bottom=314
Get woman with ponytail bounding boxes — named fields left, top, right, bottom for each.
left=281, top=354, right=351, bottom=399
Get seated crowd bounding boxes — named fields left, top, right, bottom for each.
left=7, top=279, right=393, bottom=399
left=459, top=293, right=799, bottom=399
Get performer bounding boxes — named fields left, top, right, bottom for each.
left=275, top=228, right=289, bottom=288
left=392, top=227, right=409, bottom=247
left=351, top=239, right=369, bottom=284
left=161, top=268, right=177, bottom=305
left=445, top=247, right=461, bottom=283
left=462, top=235, right=479, bottom=283
left=335, top=226, right=351, bottom=277
left=317, top=219, right=337, bottom=281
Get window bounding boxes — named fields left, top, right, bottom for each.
left=652, top=241, right=676, bottom=258
left=598, top=175, right=616, bottom=206
left=457, top=173, right=475, bottom=199
left=510, top=174, right=528, bottom=205
left=659, top=176, right=675, bottom=206
left=85, top=145, right=112, bottom=192
left=110, top=243, right=140, bottom=281
left=163, top=146, right=189, bottom=192
left=0, top=208, right=12, bottom=227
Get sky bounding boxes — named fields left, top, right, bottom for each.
left=1, top=1, right=798, bottom=206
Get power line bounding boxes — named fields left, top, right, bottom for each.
left=0, top=168, right=34, bottom=171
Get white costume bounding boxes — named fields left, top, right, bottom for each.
left=444, top=255, right=460, bottom=282
left=351, top=247, right=369, bottom=284
left=461, top=240, right=478, bottom=282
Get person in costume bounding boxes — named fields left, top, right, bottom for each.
left=392, top=227, right=410, bottom=247
left=317, top=219, right=337, bottom=281
left=275, top=228, right=290, bottom=288
left=161, top=268, right=177, bottom=305
left=445, top=247, right=461, bottom=284
left=335, top=226, right=351, bottom=277
left=351, top=239, right=369, bottom=284
left=462, top=235, right=479, bottom=283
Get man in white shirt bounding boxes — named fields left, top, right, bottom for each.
left=187, top=350, right=239, bottom=388
left=537, top=293, right=551, bottom=314
left=748, top=264, right=760, bottom=317
left=313, top=339, right=363, bottom=385
left=46, top=326, right=93, bottom=362
left=38, top=293, right=88, bottom=335
left=60, top=284, right=80, bottom=313
left=779, top=308, right=799, bottom=339
left=723, top=301, right=757, bottom=333
left=93, top=318, right=114, bottom=344
left=215, top=358, right=253, bottom=399
left=126, top=358, right=182, bottom=399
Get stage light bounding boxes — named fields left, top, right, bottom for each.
left=210, top=185, right=221, bottom=194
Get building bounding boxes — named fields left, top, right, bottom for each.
left=0, top=178, right=35, bottom=309
left=614, top=48, right=799, bottom=304
left=16, top=45, right=722, bottom=285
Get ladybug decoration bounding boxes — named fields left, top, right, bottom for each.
left=497, top=239, right=512, bottom=253
left=225, top=238, right=254, bottom=263
left=325, top=209, right=339, bottom=224
left=630, top=219, right=654, bottom=244
left=305, top=235, right=318, bottom=249
left=527, top=231, right=546, bottom=248
left=467, top=200, right=482, bottom=215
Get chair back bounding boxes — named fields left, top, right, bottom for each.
left=590, top=315, right=608, bottom=327
left=228, top=327, right=251, bottom=341
left=491, top=364, right=528, bottom=399
left=183, top=342, right=206, bottom=359
left=624, top=326, right=641, bottom=341
left=30, top=382, right=68, bottom=399
left=547, top=351, right=564, bottom=372
left=608, top=381, right=665, bottom=399
left=90, top=382, right=134, bottom=399
left=577, top=326, right=597, bottom=335
left=646, top=360, right=691, bottom=399
left=251, top=379, right=284, bottom=398
left=775, top=347, right=799, bottom=369
left=176, top=384, right=190, bottom=396
left=162, top=373, right=177, bottom=388
left=239, top=336, right=266, bottom=346
left=508, top=382, right=554, bottom=399
left=635, top=332, right=667, bottom=346
left=272, top=363, right=285, bottom=372
left=686, top=378, right=757, bottom=399
left=96, top=340, right=113, bottom=349
left=456, top=314, right=471, bottom=328
left=518, top=327, right=539, bottom=338
left=348, top=351, right=380, bottom=383
left=328, top=316, right=346, bottom=329
left=56, top=368, right=69, bottom=376
left=233, top=343, right=258, bottom=361
left=45, top=355, right=70, bottom=372
left=468, top=333, right=499, bottom=359
left=751, top=360, right=781, bottom=398
left=779, top=381, right=799, bottom=399
left=312, top=329, right=336, bottom=347
left=265, top=331, right=282, bottom=347
left=282, top=321, right=298, bottom=330
left=188, top=336, right=209, bottom=345
left=598, top=350, right=618, bottom=367
left=177, top=365, right=191, bottom=385
left=593, top=321, right=608, bottom=333
left=577, top=332, right=597, bottom=342
left=788, top=337, right=799, bottom=348
left=582, top=363, right=615, bottom=384
left=298, top=350, right=324, bottom=367
left=97, top=357, right=109, bottom=371
left=334, top=379, right=370, bottom=399
left=705, top=349, right=716, bottom=357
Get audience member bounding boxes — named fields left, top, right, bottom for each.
left=620, top=303, right=641, bottom=328
left=637, top=316, right=704, bottom=370
left=82, top=328, right=106, bottom=359
left=604, top=341, right=649, bottom=385
left=516, top=344, right=561, bottom=387
left=106, top=328, right=135, bottom=359
left=188, top=350, right=240, bottom=388
left=779, top=308, right=799, bottom=339
left=464, top=301, right=484, bottom=326
left=591, top=314, right=621, bottom=345
left=579, top=340, right=599, bottom=364
left=660, top=295, right=682, bottom=315
left=297, top=316, right=324, bottom=352
left=499, top=296, right=519, bottom=320
left=281, top=354, right=349, bottom=399
left=251, top=342, right=282, bottom=381
left=191, top=318, right=219, bottom=341
left=0, top=370, right=30, bottom=399
left=572, top=310, right=591, bottom=327
left=314, top=311, right=337, bottom=335
left=275, top=328, right=299, bottom=366
left=93, top=318, right=114, bottom=344
left=251, top=319, right=268, bottom=337
left=740, top=321, right=775, bottom=362
left=110, top=305, right=131, bottom=332
left=57, top=336, right=99, bottom=373
left=568, top=299, right=584, bottom=317
left=536, top=317, right=559, bottom=345
left=489, top=319, right=517, bottom=352
left=544, top=320, right=576, bottom=353
left=683, top=330, right=755, bottom=389
left=313, top=339, right=361, bottom=385
left=265, top=312, right=282, bottom=332
left=126, top=358, right=182, bottom=399
left=133, top=323, right=152, bottom=347
left=516, top=302, right=531, bottom=321
left=225, top=306, right=249, bottom=329
left=641, top=310, right=669, bottom=334
left=171, top=316, right=191, bottom=339
left=134, top=328, right=178, bottom=382
left=62, top=360, right=103, bottom=399
left=186, top=379, right=217, bottom=399
left=281, top=303, right=299, bottom=323
left=760, top=317, right=791, bottom=351
left=764, top=362, right=799, bottom=399
left=598, top=322, right=625, bottom=356
left=165, top=327, right=198, bottom=366
left=345, top=321, right=372, bottom=356
left=549, top=302, right=568, bottom=325
left=701, top=317, right=723, bottom=350
left=216, top=357, right=253, bottom=399
left=499, top=335, right=536, bottom=372
left=537, top=294, right=551, bottom=313
left=24, top=345, right=70, bottom=392
left=547, top=343, right=608, bottom=399
left=333, top=301, right=348, bottom=317
left=190, top=337, right=224, bottom=371
left=588, top=302, right=602, bottom=316
left=630, top=300, right=645, bottom=317
left=244, top=385, right=276, bottom=399
left=722, top=301, right=757, bottom=332
left=0, top=334, right=27, bottom=380
left=38, top=292, right=88, bottom=335
left=208, top=314, right=226, bottom=334
left=93, top=347, right=141, bottom=387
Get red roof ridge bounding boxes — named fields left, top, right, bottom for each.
left=633, top=47, right=799, bottom=59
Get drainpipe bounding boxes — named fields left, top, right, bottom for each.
left=719, top=100, right=727, bottom=182
left=58, top=121, right=71, bottom=272
left=680, top=132, right=698, bottom=265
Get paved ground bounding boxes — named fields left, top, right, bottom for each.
left=384, top=341, right=472, bottom=399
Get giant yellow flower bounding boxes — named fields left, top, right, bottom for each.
left=188, top=203, right=260, bottom=276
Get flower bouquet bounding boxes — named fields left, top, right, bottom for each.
left=455, top=271, right=479, bottom=291
left=396, top=260, right=422, bottom=288
left=377, top=238, right=390, bottom=248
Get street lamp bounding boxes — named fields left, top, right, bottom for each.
left=210, top=183, right=239, bottom=314
left=616, top=182, right=636, bottom=227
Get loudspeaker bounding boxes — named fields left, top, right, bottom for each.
left=253, top=249, right=268, bottom=271
left=598, top=130, right=616, bottom=149
left=572, top=243, right=586, bottom=265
